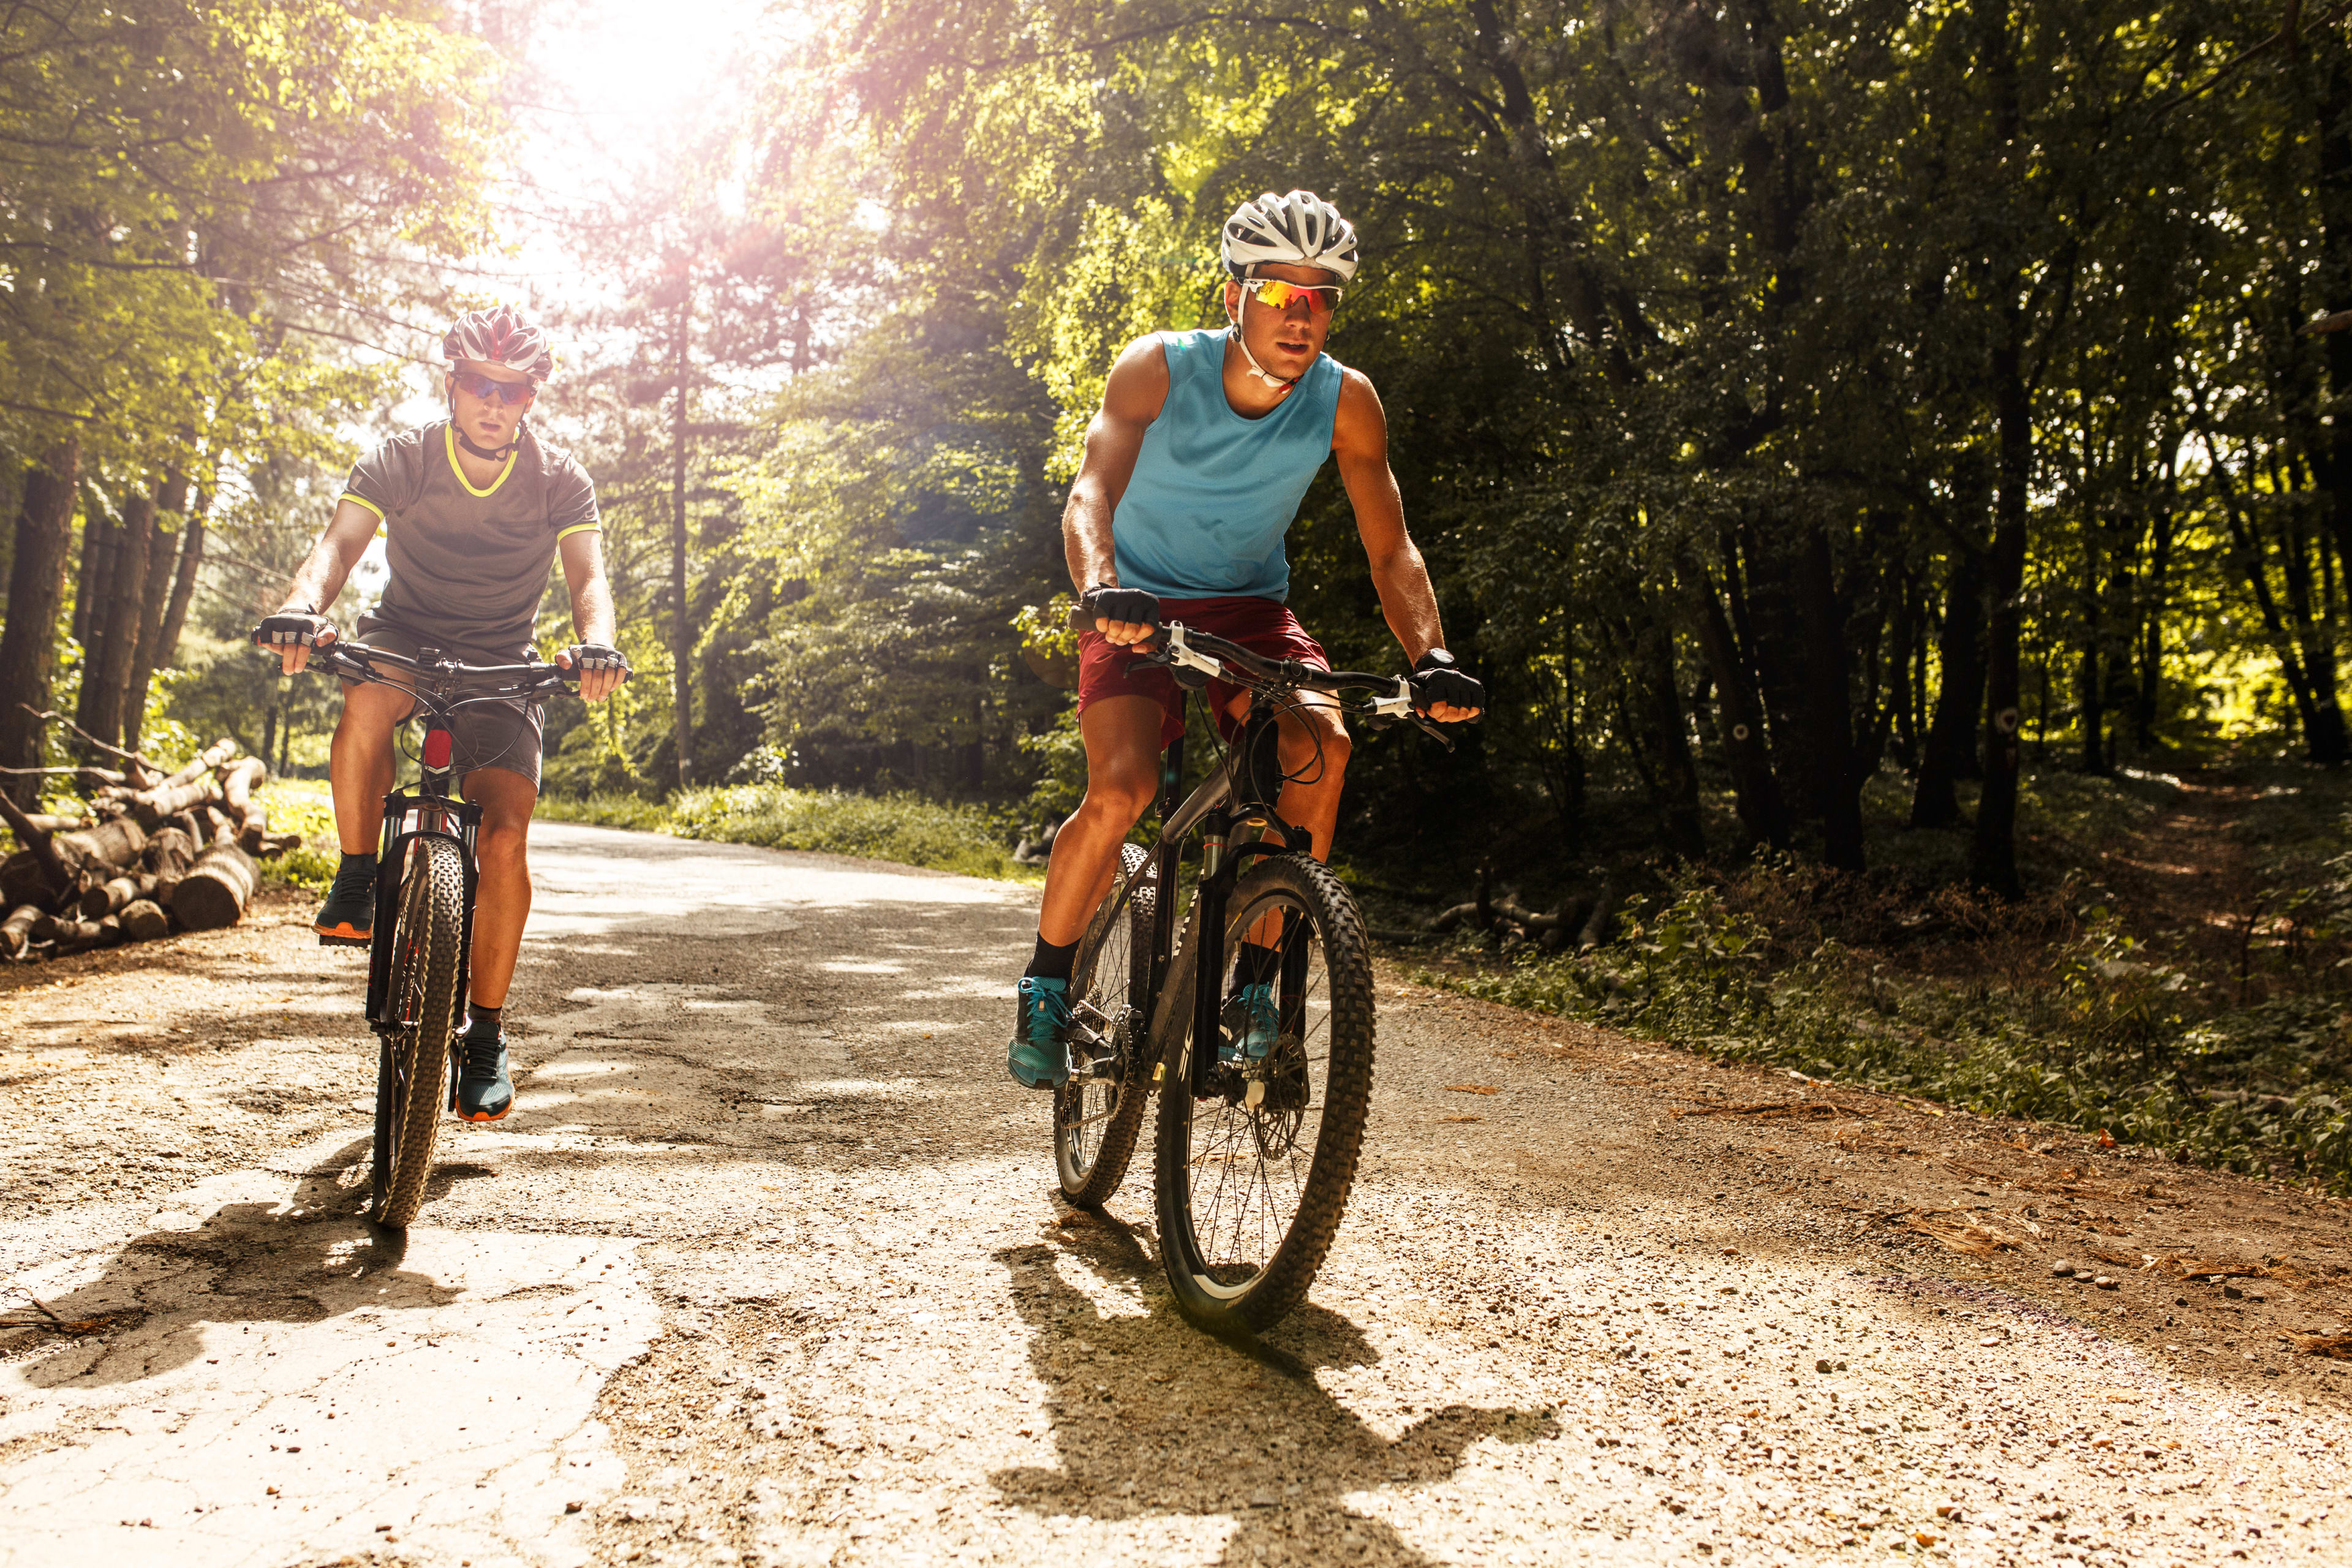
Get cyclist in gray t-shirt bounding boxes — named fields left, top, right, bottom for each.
left=253, top=307, right=628, bottom=1122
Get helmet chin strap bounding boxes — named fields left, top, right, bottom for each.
left=450, top=396, right=524, bottom=461
left=1226, top=288, right=1298, bottom=395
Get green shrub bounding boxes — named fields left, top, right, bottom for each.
left=536, top=793, right=677, bottom=833
left=1423, top=862, right=2352, bottom=1191
left=256, top=781, right=338, bottom=894
left=667, top=786, right=1033, bottom=881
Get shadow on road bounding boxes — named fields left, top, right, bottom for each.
left=10, top=1137, right=458, bottom=1390
left=988, top=1233, right=1556, bottom=1566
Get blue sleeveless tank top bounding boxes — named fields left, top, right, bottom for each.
left=1111, top=328, right=1343, bottom=603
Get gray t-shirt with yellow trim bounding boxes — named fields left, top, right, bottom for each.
left=341, top=420, right=599, bottom=657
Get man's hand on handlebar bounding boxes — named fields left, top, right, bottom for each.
left=252, top=610, right=337, bottom=675
left=556, top=642, right=632, bottom=703
left=1410, top=650, right=1484, bottom=723
left=1080, top=584, right=1160, bottom=648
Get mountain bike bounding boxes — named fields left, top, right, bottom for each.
left=1054, top=613, right=1460, bottom=1334
left=278, top=639, right=586, bottom=1229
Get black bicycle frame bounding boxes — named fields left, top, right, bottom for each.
left=1136, top=693, right=1314, bottom=1097
left=361, top=666, right=481, bottom=1037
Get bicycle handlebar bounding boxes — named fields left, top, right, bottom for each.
left=282, top=639, right=581, bottom=705
left=1066, top=608, right=1463, bottom=748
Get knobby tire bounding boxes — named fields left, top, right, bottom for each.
left=1153, top=853, right=1375, bottom=1335
left=1055, top=843, right=1156, bottom=1207
left=369, top=836, right=466, bottom=1229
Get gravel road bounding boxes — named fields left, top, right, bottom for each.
left=3, top=822, right=2349, bottom=1568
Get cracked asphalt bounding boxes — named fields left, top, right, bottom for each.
left=4, top=821, right=2351, bottom=1567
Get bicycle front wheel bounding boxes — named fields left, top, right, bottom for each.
left=1055, top=843, right=1156, bottom=1207
left=1153, top=852, right=1375, bottom=1334
left=369, top=835, right=466, bottom=1229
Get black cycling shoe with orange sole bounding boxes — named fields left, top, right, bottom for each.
left=451, top=1033, right=516, bottom=1121
left=314, top=864, right=375, bottom=949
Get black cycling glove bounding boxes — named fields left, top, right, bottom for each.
left=1409, top=649, right=1484, bottom=715
left=564, top=643, right=633, bottom=677
left=1081, top=584, right=1161, bottom=630
left=253, top=610, right=333, bottom=649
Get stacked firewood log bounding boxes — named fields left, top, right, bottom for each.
left=0, top=725, right=306, bottom=961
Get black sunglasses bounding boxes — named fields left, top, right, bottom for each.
left=450, top=369, right=537, bottom=406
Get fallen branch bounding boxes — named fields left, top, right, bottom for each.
left=14, top=707, right=163, bottom=786
left=1671, top=1099, right=1863, bottom=1120
left=0, top=791, right=71, bottom=898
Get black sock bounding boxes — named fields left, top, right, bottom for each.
left=338, top=850, right=377, bottom=880
left=466, top=1003, right=501, bottom=1039
left=1235, top=941, right=1281, bottom=988
left=1026, top=935, right=1079, bottom=983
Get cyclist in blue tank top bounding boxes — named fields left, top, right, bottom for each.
left=1009, top=191, right=1486, bottom=1088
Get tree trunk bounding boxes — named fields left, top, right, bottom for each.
left=2078, top=548, right=2106, bottom=776
left=83, top=490, right=154, bottom=749
left=1970, top=317, right=2032, bottom=895
left=1797, top=527, right=1866, bottom=872
left=0, top=441, right=83, bottom=781
left=123, top=469, right=190, bottom=754
left=1888, top=584, right=1921, bottom=772
left=1686, top=566, right=1790, bottom=850
left=2314, top=56, right=2352, bottom=575
left=669, top=285, right=694, bottom=792
left=154, top=487, right=207, bottom=670
left=1911, top=548, right=1987, bottom=828
left=2135, top=467, right=2175, bottom=750
left=74, top=497, right=119, bottom=739
left=1628, top=605, right=1706, bottom=861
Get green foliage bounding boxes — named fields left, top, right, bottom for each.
left=1427, top=870, right=2352, bottom=1191
left=536, top=785, right=1039, bottom=884
left=669, top=787, right=1034, bottom=881
left=255, top=782, right=337, bottom=894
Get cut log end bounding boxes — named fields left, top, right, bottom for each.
left=170, top=842, right=258, bottom=932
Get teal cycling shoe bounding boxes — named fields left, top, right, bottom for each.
left=453, top=1029, right=514, bottom=1121
left=1221, top=981, right=1280, bottom=1064
left=1007, top=976, right=1073, bottom=1090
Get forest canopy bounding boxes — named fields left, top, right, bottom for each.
left=4, top=0, right=2351, bottom=905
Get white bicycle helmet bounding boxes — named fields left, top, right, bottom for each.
left=1220, top=190, right=1359, bottom=282
left=442, top=306, right=556, bottom=383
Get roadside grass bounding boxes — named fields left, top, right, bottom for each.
left=537, top=786, right=1040, bottom=883
left=1414, top=767, right=2352, bottom=1191
left=255, top=780, right=337, bottom=895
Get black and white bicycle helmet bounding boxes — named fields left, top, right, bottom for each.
left=442, top=306, right=556, bottom=383
left=1220, top=190, right=1360, bottom=282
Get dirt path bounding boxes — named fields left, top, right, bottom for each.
left=3, top=823, right=2348, bottom=1567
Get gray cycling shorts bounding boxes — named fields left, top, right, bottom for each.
left=345, top=615, right=545, bottom=789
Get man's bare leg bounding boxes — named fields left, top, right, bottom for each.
left=1221, top=692, right=1351, bottom=1054
left=1035, top=695, right=1166, bottom=945
left=328, top=679, right=416, bottom=854
left=1011, top=695, right=1164, bottom=1087
left=313, top=679, right=416, bottom=941
left=449, top=764, right=537, bottom=1121
left=459, top=766, right=537, bottom=1012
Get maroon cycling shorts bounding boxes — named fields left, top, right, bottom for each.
left=1076, top=594, right=1330, bottom=748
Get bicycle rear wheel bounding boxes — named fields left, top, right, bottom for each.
left=1055, top=843, right=1156, bottom=1207
left=1153, top=852, right=1375, bottom=1334
left=368, top=835, right=466, bottom=1229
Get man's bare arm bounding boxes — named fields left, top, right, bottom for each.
left=553, top=529, right=624, bottom=702
left=1062, top=336, right=1169, bottom=644
left=263, top=498, right=381, bottom=673
left=1333, top=370, right=1479, bottom=720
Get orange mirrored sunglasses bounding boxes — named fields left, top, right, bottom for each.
left=1240, top=277, right=1344, bottom=314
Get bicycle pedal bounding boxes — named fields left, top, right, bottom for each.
left=317, top=932, right=370, bottom=949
